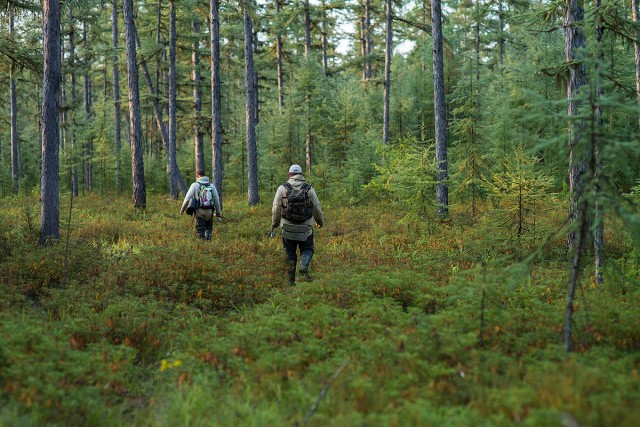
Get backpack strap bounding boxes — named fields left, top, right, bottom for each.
left=282, top=182, right=294, bottom=194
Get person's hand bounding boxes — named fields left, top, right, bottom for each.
left=180, top=210, right=184, bottom=215
left=316, top=223, right=322, bottom=229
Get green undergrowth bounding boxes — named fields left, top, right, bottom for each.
left=0, top=193, right=639, bottom=426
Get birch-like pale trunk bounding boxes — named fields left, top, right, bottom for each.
left=633, top=0, right=640, bottom=129
left=41, top=0, right=62, bottom=243
left=276, top=0, right=284, bottom=111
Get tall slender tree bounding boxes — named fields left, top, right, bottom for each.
left=168, top=0, right=179, bottom=199
left=276, top=0, right=284, bottom=111
left=83, top=20, right=93, bottom=192
left=633, top=0, right=640, bottom=129
left=123, top=0, right=146, bottom=209
left=68, top=7, right=78, bottom=196
left=382, top=0, right=392, bottom=145
left=192, top=18, right=205, bottom=174
left=10, top=7, right=21, bottom=195
left=210, top=0, right=224, bottom=210
left=244, top=1, right=259, bottom=205
left=432, top=0, right=448, bottom=215
left=564, top=0, right=588, bottom=250
left=41, top=0, right=62, bottom=243
left=112, top=0, right=122, bottom=193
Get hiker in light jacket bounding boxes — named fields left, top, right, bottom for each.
left=180, top=170, right=222, bottom=240
left=271, top=164, right=324, bottom=285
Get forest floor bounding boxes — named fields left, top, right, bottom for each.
left=0, top=193, right=639, bottom=426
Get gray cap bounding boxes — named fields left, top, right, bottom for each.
left=289, top=164, right=303, bottom=174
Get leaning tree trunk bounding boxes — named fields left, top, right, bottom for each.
left=123, top=0, right=147, bottom=209
left=10, top=8, right=21, bottom=195
left=564, top=0, right=588, bottom=251
left=192, top=18, right=205, bottom=174
left=210, top=0, right=224, bottom=211
left=432, top=0, right=449, bottom=215
left=168, top=0, right=179, bottom=200
left=112, top=0, right=122, bottom=194
left=41, top=0, right=62, bottom=244
left=83, top=20, right=93, bottom=193
left=382, top=0, right=392, bottom=145
left=244, top=2, right=259, bottom=206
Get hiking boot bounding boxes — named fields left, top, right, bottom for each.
left=288, top=264, right=297, bottom=286
left=297, top=269, right=312, bottom=282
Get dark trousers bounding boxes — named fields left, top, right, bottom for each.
left=194, top=208, right=214, bottom=240
left=282, top=233, right=314, bottom=273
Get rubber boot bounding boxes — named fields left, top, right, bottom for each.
left=299, top=253, right=313, bottom=282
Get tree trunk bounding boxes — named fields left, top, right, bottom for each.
left=41, top=0, right=62, bottom=244
left=498, top=0, right=504, bottom=66
left=10, top=9, right=21, bottom=195
left=134, top=30, right=188, bottom=197
left=192, top=18, right=205, bottom=174
left=68, top=8, right=78, bottom=196
left=304, top=0, right=311, bottom=58
left=432, top=0, right=448, bottom=215
left=123, top=0, right=147, bottom=209
left=210, top=0, right=224, bottom=211
left=365, top=0, right=372, bottom=79
left=321, top=1, right=328, bottom=78
left=83, top=20, right=93, bottom=193
left=168, top=0, right=179, bottom=200
left=276, top=0, right=284, bottom=112
left=382, top=0, right=392, bottom=145
left=564, top=0, right=588, bottom=250
left=594, top=0, right=604, bottom=285
left=633, top=0, right=640, bottom=130
left=112, top=0, right=122, bottom=194
left=244, top=2, right=259, bottom=206
left=360, top=15, right=367, bottom=80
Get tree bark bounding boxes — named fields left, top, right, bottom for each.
left=134, top=30, right=188, bottom=197
left=168, top=0, right=179, bottom=199
left=594, top=0, right=604, bottom=285
left=10, top=9, right=21, bottom=195
left=432, top=0, right=448, bottom=215
left=304, top=0, right=311, bottom=58
left=112, top=0, right=122, bottom=194
left=123, top=0, right=147, bottom=209
left=382, top=0, right=392, bottom=145
left=633, top=0, right=640, bottom=130
left=83, top=20, right=93, bottom=193
left=210, top=0, right=224, bottom=211
left=276, top=0, right=284, bottom=111
left=41, top=0, right=62, bottom=244
left=365, top=0, right=372, bottom=79
left=321, top=1, right=328, bottom=78
left=564, top=0, right=588, bottom=250
left=244, top=2, right=259, bottom=205
left=68, top=7, right=78, bottom=196
left=192, top=18, right=205, bottom=174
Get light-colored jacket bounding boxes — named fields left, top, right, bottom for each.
left=271, top=175, right=323, bottom=230
left=180, top=176, right=221, bottom=215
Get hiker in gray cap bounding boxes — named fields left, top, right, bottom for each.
left=271, top=164, right=324, bottom=285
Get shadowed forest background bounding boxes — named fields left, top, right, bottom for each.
left=1, top=0, right=640, bottom=425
